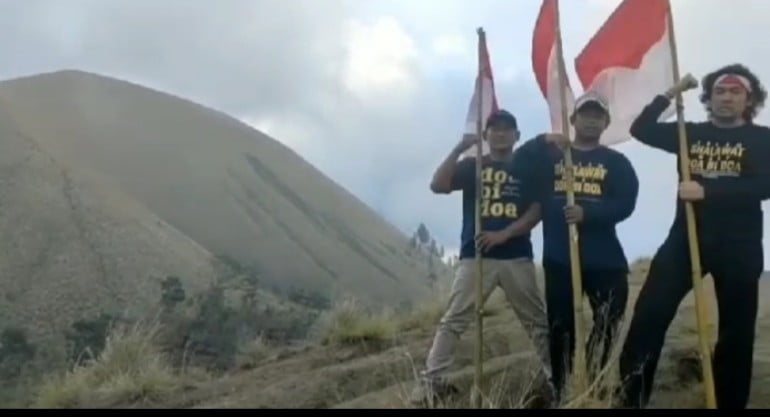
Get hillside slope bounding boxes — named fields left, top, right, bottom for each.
left=0, top=101, right=216, bottom=348
left=0, top=70, right=445, bottom=307
left=160, top=270, right=770, bottom=409
left=37, top=265, right=770, bottom=409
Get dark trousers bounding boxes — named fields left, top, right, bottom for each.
left=544, top=261, right=629, bottom=398
left=619, top=233, right=763, bottom=409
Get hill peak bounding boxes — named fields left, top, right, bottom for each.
left=0, top=68, right=275, bottom=141
left=3, top=69, right=134, bottom=87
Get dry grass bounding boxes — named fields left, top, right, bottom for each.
left=396, top=279, right=508, bottom=334
left=316, top=297, right=399, bottom=347
left=317, top=277, right=510, bottom=349
left=236, top=336, right=281, bottom=370
left=397, top=280, right=452, bottom=332
left=402, top=290, right=632, bottom=410
left=32, top=321, right=188, bottom=408
left=556, top=314, right=628, bottom=408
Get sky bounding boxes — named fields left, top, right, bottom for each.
left=1, top=0, right=770, bottom=267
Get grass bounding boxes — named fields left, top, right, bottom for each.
left=398, top=285, right=635, bottom=410
left=22, top=257, right=723, bottom=410
left=317, top=277, right=509, bottom=349
left=32, top=321, right=190, bottom=408
left=397, top=279, right=452, bottom=332
left=317, top=296, right=399, bottom=347
left=236, top=336, right=281, bottom=370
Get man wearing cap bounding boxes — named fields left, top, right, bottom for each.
left=514, top=92, right=639, bottom=402
left=619, top=64, right=770, bottom=409
left=411, top=109, right=552, bottom=405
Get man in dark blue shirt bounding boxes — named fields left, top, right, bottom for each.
left=411, top=109, right=552, bottom=406
left=514, top=92, right=639, bottom=402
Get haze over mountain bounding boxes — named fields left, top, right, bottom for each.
left=0, top=69, right=445, bottom=343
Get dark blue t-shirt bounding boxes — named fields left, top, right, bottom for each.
left=515, top=135, right=639, bottom=272
left=454, top=155, right=535, bottom=260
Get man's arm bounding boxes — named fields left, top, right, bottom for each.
left=501, top=202, right=542, bottom=238
left=430, top=134, right=477, bottom=193
left=581, top=154, right=639, bottom=225
left=629, top=95, right=680, bottom=154
left=504, top=138, right=551, bottom=235
left=512, top=134, right=553, bottom=202
left=474, top=192, right=543, bottom=253
left=630, top=74, right=699, bottom=154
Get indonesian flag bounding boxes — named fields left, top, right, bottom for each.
left=574, top=0, right=675, bottom=146
left=532, top=0, right=575, bottom=136
left=461, top=31, right=499, bottom=158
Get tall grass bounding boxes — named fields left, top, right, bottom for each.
left=316, top=296, right=398, bottom=347
left=32, top=321, right=190, bottom=408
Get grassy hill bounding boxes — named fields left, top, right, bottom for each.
left=0, top=69, right=449, bottom=397
left=20, top=261, right=770, bottom=409
left=0, top=69, right=447, bottom=309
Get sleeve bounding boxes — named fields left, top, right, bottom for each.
left=629, top=95, right=681, bottom=154
left=449, top=157, right=476, bottom=191
left=702, top=129, right=770, bottom=202
left=582, top=153, right=639, bottom=225
left=512, top=135, right=552, bottom=205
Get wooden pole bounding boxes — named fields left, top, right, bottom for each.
left=471, top=26, right=487, bottom=409
left=554, top=0, right=587, bottom=396
left=664, top=3, right=717, bottom=409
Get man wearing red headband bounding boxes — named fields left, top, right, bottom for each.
left=619, top=64, right=770, bottom=409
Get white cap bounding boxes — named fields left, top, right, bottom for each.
left=574, top=91, right=609, bottom=114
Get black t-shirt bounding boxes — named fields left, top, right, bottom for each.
left=514, top=136, right=639, bottom=272
left=454, top=155, right=535, bottom=260
left=630, top=95, right=770, bottom=245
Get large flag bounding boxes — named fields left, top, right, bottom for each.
left=574, top=0, right=675, bottom=146
left=461, top=32, right=498, bottom=158
left=532, top=0, right=575, bottom=136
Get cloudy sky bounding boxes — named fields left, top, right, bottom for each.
left=2, top=0, right=770, bottom=267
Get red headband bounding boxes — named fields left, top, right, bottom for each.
left=715, top=74, right=752, bottom=93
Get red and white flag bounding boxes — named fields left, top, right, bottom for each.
left=461, top=32, right=498, bottom=158
left=532, top=0, right=575, bottom=136
left=574, top=0, right=675, bottom=146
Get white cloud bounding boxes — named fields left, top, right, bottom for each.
left=431, top=33, right=470, bottom=59
left=342, top=16, right=419, bottom=99
left=497, top=65, right=523, bottom=84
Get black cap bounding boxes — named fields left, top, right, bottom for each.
left=485, top=109, right=518, bottom=130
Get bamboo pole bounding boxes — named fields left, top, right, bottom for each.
left=471, top=26, right=487, bottom=409
left=665, top=2, right=717, bottom=409
left=554, top=0, right=587, bottom=396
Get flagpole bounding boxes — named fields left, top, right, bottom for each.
left=471, top=26, right=486, bottom=409
left=553, top=0, right=587, bottom=398
left=665, top=2, right=717, bottom=409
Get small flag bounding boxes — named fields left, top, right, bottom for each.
left=461, top=32, right=499, bottom=158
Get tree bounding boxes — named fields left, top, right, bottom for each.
left=417, top=223, right=430, bottom=244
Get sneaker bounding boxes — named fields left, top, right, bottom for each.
left=409, top=378, right=459, bottom=408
